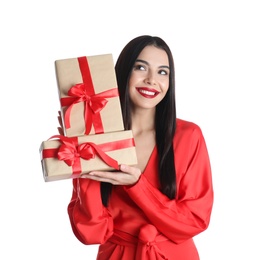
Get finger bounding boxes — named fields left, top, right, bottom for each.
left=120, top=164, right=138, bottom=175
left=58, top=116, right=61, bottom=125
left=83, top=173, right=119, bottom=185
left=58, top=113, right=63, bottom=126
left=89, top=171, right=119, bottom=180
left=57, top=127, right=64, bottom=135
left=119, top=164, right=141, bottom=182
left=57, top=111, right=64, bottom=134
left=89, top=171, right=130, bottom=185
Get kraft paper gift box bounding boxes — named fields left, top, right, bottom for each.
left=55, top=54, right=124, bottom=137
left=40, top=130, right=137, bottom=182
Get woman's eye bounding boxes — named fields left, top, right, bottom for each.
left=159, top=69, right=168, bottom=75
left=134, top=64, right=145, bottom=71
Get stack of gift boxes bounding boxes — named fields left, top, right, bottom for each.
left=40, top=54, right=137, bottom=182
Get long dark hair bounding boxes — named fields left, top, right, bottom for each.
left=101, top=35, right=176, bottom=206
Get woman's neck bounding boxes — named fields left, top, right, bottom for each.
left=131, top=107, right=155, bottom=135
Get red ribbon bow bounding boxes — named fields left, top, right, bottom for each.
left=57, top=137, right=96, bottom=166
left=47, top=135, right=119, bottom=174
left=61, top=83, right=118, bottom=134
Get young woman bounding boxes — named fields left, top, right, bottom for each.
left=67, top=35, right=214, bottom=259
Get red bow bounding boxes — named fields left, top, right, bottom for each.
left=61, top=83, right=119, bottom=134
left=50, top=135, right=119, bottom=172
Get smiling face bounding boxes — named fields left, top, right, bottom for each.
left=128, top=45, right=170, bottom=111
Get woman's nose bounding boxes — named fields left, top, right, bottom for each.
left=144, top=71, right=156, bottom=85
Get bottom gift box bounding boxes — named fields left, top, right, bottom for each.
left=40, top=130, right=137, bottom=182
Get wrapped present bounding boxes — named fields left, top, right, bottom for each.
left=40, top=130, right=137, bottom=182
left=55, top=54, right=124, bottom=137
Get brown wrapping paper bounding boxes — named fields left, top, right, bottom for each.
left=55, top=54, right=124, bottom=137
left=40, top=130, right=137, bottom=182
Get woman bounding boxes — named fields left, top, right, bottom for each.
left=67, top=35, right=214, bottom=259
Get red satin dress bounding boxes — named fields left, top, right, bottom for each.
left=67, top=119, right=214, bottom=260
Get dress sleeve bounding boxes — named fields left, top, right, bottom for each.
left=67, top=178, right=114, bottom=244
left=124, top=125, right=214, bottom=244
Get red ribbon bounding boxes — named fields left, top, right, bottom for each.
left=42, top=135, right=135, bottom=175
left=60, top=56, right=119, bottom=135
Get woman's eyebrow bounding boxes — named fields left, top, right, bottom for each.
left=135, top=59, right=170, bottom=70
left=135, top=59, right=149, bottom=65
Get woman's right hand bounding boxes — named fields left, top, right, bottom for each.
left=57, top=111, right=64, bottom=135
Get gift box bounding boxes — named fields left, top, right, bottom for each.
left=40, top=130, right=137, bottom=182
left=55, top=54, right=124, bottom=137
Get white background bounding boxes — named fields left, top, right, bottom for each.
left=1, top=0, right=254, bottom=259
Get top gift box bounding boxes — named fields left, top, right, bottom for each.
left=55, top=54, right=124, bottom=137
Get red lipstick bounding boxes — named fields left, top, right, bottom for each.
left=136, top=87, right=159, bottom=99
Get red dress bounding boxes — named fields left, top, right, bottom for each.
left=68, top=119, right=214, bottom=260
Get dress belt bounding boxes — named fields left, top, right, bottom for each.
left=109, top=224, right=169, bottom=260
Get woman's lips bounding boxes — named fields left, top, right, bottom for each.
left=136, top=87, right=159, bottom=99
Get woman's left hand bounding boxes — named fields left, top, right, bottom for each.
left=81, top=164, right=141, bottom=185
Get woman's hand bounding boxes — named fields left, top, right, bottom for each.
left=57, top=111, right=64, bottom=135
left=81, top=164, right=141, bottom=186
